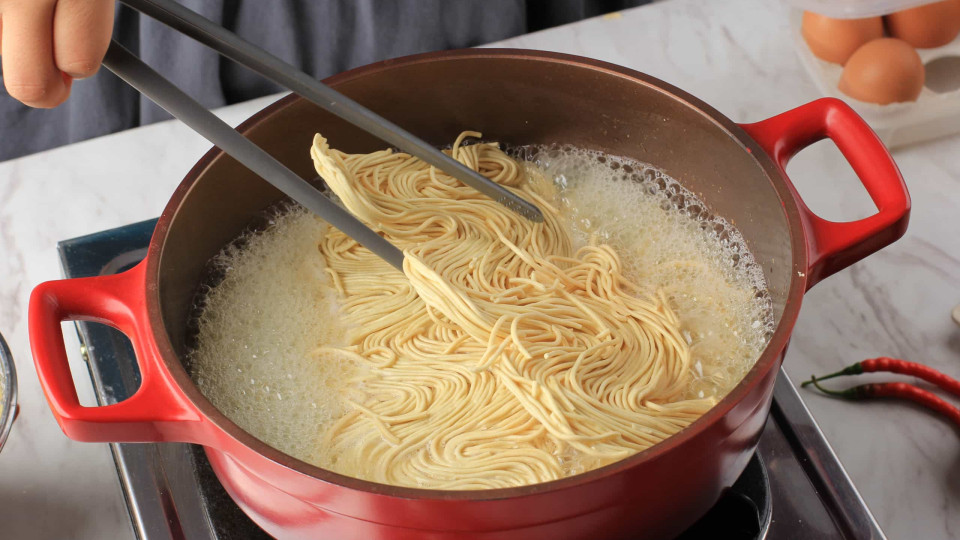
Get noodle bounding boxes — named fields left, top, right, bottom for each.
left=307, top=132, right=717, bottom=489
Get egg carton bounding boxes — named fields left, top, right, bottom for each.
left=789, top=9, right=960, bottom=148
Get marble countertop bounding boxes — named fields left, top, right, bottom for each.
left=1, top=0, right=958, bottom=538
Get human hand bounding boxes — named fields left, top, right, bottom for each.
left=1, top=0, right=114, bottom=108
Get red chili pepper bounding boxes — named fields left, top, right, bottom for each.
left=801, top=357, right=960, bottom=399
left=806, top=378, right=960, bottom=428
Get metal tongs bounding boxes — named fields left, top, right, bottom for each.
left=103, top=0, right=543, bottom=272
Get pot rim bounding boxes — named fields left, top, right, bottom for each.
left=146, top=48, right=809, bottom=500
left=0, top=332, right=18, bottom=453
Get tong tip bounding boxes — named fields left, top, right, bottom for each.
left=503, top=196, right=545, bottom=223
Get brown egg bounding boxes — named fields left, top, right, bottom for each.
left=802, top=11, right=884, bottom=64
left=886, top=0, right=960, bottom=48
left=839, top=38, right=925, bottom=104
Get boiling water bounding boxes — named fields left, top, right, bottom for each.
left=189, top=148, right=774, bottom=472
left=189, top=212, right=356, bottom=465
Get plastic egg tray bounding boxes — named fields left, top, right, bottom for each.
left=785, top=0, right=943, bottom=18
left=788, top=7, right=960, bottom=148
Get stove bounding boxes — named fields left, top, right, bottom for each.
left=59, top=219, right=886, bottom=540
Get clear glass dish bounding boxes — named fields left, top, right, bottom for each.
left=0, top=332, right=18, bottom=453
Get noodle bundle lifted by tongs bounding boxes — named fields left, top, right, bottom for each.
left=310, top=132, right=716, bottom=489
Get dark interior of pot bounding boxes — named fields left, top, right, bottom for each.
left=156, top=51, right=797, bottom=382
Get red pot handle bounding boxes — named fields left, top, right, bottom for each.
left=740, top=98, right=910, bottom=290
left=29, top=261, right=204, bottom=443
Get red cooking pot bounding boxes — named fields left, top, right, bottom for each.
left=28, top=50, right=909, bottom=540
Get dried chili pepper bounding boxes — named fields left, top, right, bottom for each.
left=806, top=378, right=960, bottom=428
left=801, top=357, right=960, bottom=398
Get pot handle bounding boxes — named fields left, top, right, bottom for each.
left=29, top=261, right=204, bottom=443
left=739, top=98, right=910, bottom=290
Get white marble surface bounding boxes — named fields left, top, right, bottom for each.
left=0, top=0, right=957, bottom=538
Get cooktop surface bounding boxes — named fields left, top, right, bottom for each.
left=59, top=219, right=886, bottom=540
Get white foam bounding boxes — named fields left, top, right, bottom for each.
left=189, top=208, right=359, bottom=465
